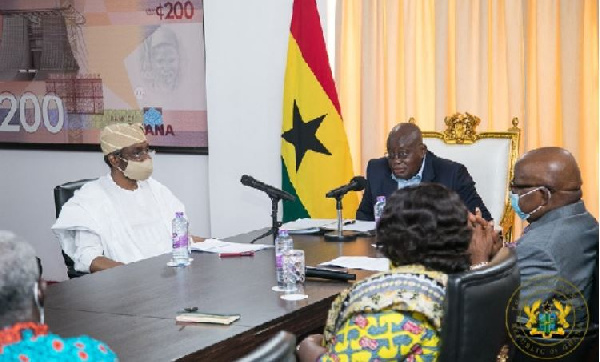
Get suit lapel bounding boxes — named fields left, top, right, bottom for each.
left=382, top=175, right=397, bottom=196
left=380, top=160, right=399, bottom=197
left=421, top=151, right=436, bottom=182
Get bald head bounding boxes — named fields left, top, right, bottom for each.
left=513, top=147, right=582, bottom=211
left=516, top=147, right=582, bottom=191
left=387, top=123, right=423, bottom=149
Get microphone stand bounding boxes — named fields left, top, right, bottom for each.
left=250, top=194, right=282, bottom=244
left=324, top=194, right=357, bottom=242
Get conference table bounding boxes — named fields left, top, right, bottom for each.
left=45, top=229, right=381, bottom=361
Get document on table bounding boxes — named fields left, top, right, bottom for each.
left=190, top=238, right=273, bottom=254
left=320, top=220, right=376, bottom=232
left=319, top=256, right=390, bottom=272
left=281, top=218, right=355, bottom=234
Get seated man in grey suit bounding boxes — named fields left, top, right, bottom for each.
left=470, top=147, right=598, bottom=324
left=356, top=122, right=491, bottom=221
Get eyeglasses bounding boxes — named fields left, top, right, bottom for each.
left=117, top=148, right=155, bottom=161
left=510, top=183, right=555, bottom=193
left=385, top=150, right=412, bottom=160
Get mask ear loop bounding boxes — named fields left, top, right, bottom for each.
left=33, top=282, right=44, bottom=325
left=528, top=187, right=552, bottom=216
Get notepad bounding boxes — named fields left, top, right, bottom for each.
left=320, top=256, right=390, bottom=272
left=175, top=311, right=241, bottom=325
left=281, top=218, right=356, bottom=234
left=190, top=238, right=272, bottom=254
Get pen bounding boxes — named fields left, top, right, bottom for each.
left=219, top=251, right=255, bottom=258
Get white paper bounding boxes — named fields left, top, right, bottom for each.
left=190, top=238, right=273, bottom=253
left=321, top=220, right=376, bottom=232
left=282, top=218, right=356, bottom=234
left=281, top=218, right=338, bottom=230
left=319, top=256, right=390, bottom=272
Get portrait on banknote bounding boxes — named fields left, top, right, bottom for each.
left=0, top=0, right=208, bottom=152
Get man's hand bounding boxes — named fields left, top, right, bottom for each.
left=90, top=256, right=124, bottom=273
left=468, top=208, right=495, bottom=265
left=190, top=235, right=206, bottom=243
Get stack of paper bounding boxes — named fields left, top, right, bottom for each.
left=281, top=218, right=356, bottom=234
left=320, top=220, right=376, bottom=233
left=319, top=256, right=390, bottom=272
left=190, top=238, right=272, bottom=253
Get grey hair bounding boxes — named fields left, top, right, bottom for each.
left=0, top=232, right=39, bottom=323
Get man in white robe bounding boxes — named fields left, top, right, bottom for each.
left=52, top=123, right=191, bottom=273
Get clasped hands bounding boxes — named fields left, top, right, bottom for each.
left=468, top=207, right=503, bottom=266
left=296, top=334, right=326, bottom=362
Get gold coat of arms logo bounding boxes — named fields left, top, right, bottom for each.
left=506, top=276, right=590, bottom=359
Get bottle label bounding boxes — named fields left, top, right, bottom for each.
left=172, top=233, right=189, bottom=248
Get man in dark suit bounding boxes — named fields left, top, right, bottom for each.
left=356, top=123, right=491, bottom=221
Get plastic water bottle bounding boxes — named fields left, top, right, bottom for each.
left=374, top=196, right=386, bottom=223
left=171, top=212, right=190, bottom=266
left=275, top=229, right=293, bottom=287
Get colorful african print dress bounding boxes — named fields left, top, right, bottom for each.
left=319, top=265, right=447, bottom=362
left=0, top=322, right=117, bottom=361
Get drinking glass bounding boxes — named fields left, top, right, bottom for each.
left=282, top=249, right=305, bottom=292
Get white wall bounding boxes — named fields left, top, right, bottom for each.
left=204, top=0, right=333, bottom=238
left=0, top=150, right=209, bottom=281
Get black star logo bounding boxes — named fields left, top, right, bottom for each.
left=282, top=99, right=331, bottom=171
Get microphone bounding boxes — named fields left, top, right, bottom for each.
left=240, top=175, right=296, bottom=201
left=305, top=266, right=356, bottom=281
left=325, top=176, right=367, bottom=198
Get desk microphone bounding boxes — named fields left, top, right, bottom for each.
left=325, top=176, right=367, bottom=198
left=305, top=266, right=356, bottom=281
left=240, top=175, right=296, bottom=201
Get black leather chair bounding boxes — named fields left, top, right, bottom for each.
left=438, top=248, right=520, bottom=362
left=235, top=331, right=296, bottom=362
left=53, top=178, right=97, bottom=279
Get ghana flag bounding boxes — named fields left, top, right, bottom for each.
left=281, top=0, right=358, bottom=222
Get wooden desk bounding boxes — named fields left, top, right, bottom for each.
left=46, top=309, right=251, bottom=361
left=46, top=229, right=379, bottom=361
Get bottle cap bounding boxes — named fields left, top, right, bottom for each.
left=278, top=229, right=288, bottom=236
left=176, top=212, right=184, bottom=217
left=376, top=196, right=386, bottom=202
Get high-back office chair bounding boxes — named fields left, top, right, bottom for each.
left=235, top=331, right=296, bottom=362
left=411, top=113, right=521, bottom=242
left=438, top=248, right=520, bottom=362
left=53, top=178, right=96, bottom=279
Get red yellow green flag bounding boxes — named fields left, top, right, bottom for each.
left=281, top=0, right=358, bottom=222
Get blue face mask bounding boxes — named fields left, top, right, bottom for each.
left=510, top=186, right=549, bottom=220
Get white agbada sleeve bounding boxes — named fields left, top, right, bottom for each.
left=74, top=230, right=105, bottom=273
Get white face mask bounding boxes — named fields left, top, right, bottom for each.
left=118, top=158, right=153, bottom=181
left=33, top=282, right=44, bottom=324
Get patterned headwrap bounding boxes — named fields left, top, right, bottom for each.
left=100, top=123, right=146, bottom=155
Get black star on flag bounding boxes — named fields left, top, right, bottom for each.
left=282, top=99, right=331, bottom=171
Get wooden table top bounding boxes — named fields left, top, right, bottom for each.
left=46, top=229, right=380, bottom=361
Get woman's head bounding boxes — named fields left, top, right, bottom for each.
left=376, top=183, right=471, bottom=273
left=0, top=233, right=41, bottom=327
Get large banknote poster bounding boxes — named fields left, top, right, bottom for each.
left=0, top=0, right=207, bottom=152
